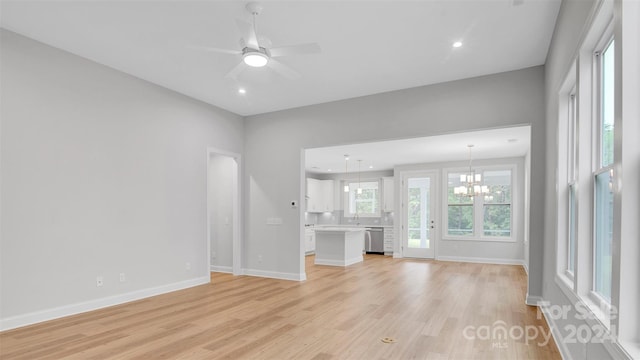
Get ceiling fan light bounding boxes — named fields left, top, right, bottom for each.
left=243, top=52, right=268, bottom=67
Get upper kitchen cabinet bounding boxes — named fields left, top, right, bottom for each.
left=306, top=178, right=334, bottom=213
left=383, top=177, right=394, bottom=212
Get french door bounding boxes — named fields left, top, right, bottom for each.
left=402, top=171, right=437, bottom=259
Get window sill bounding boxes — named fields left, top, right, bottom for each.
left=618, top=340, right=640, bottom=360
left=584, top=291, right=612, bottom=329
left=442, top=236, right=516, bottom=243
left=555, top=273, right=575, bottom=294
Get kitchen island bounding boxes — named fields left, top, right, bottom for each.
left=313, top=227, right=365, bottom=266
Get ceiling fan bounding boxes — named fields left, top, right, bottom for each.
left=199, top=2, right=321, bottom=80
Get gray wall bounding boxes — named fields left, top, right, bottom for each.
left=244, top=65, right=546, bottom=284
left=0, top=30, right=243, bottom=327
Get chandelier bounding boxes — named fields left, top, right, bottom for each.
left=454, top=145, right=489, bottom=197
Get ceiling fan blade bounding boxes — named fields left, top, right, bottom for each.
left=269, top=43, right=321, bottom=58
left=236, top=19, right=260, bottom=50
left=225, top=61, right=246, bottom=80
left=187, top=45, right=242, bottom=55
left=267, top=59, right=300, bottom=80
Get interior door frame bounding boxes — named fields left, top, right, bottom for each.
left=398, top=169, right=440, bottom=259
left=206, top=147, right=243, bottom=277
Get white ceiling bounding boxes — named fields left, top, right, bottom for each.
left=305, top=125, right=531, bottom=174
left=0, top=0, right=560, bottom=116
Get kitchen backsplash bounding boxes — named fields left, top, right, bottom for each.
left=306, top=211, right=393, bottom=226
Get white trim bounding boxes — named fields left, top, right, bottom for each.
left=437, top=255, right=524, bottom=267
left=210, top=265, right=233, bottom=273
left=313, top=255, right=363, bottom=267
left=525, top=294, right=544, bottom=306
left=0, top=276, right=210, bottom=332
left=537, top=301, right=572, bottom=360
left=206, top=147, right=243, bottom=277
left=441, top=236, right=517, bottom=243
left=398, top=169, right=439, bottom=259
left=243, top=268, right=307, bottom=282
left=553, top=275, right=635, bottom=360
left=443, top=163, right=518, bottom=242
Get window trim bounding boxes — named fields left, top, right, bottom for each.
left=591, top=32, right=615, bottom=305
left=442, top=164, right=516, bottom=243
left=566, top=88, right=578, bottom=280
left=342, top=178, right=381, bottom=218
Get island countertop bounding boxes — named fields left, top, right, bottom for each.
left=313, top=227, right=365, bottom=232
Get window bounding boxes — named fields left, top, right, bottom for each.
left=593, top=38, right=615, bottom=302
left=345, top=181, right=379, bottom=217
left=446, top=168, right=513, bottom=239
left=482, top=170, right=512, bottom=237
left=447, top=173, right=473, bottom=236
left=567, top=91, right=577, bottom=276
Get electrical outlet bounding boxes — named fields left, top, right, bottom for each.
left=119, top=273, right=126, bottom=282
left=185, top=262, right=191, bottom=271
left=96, top=276, right=103, bottom=287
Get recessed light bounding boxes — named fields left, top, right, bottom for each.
left=507, top=138, right=518, bottom=143
left=369, top=165, right=373, bottom=169
left=327, top=169, right=332, bottom=172
left=238, top=88, right=246, bottom=94
left=453, top=41, right=463, bottom=48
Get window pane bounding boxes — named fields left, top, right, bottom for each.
left=448, top=173, right=473, bottom=204
left=448, top=205, right=473, bottom=236
left=601, top=40, right=615, bottom=167
left=483, top=204, right=511, bottom=237
left=348, top=181, right=379, bottom=215
left=408, top=187, right=421, bottom=230
left=482, top=170, right=511, bottom=203
left=568, top=93, right=577, bottom=181
left=594, top=171, right=613, bottom=301
left=568, top=184, right=576, bottom=274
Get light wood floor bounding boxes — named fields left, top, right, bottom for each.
left=0, top=255, right=560, bottom=359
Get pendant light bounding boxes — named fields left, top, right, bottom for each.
left=357, top=160, right=363, bottom=194
left=343, top=155, right=350, bottom=192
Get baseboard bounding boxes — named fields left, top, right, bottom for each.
left=525, top=294, right=544, bottom=306
left=0, top=276, right=210, bottom=332
left=537, top=300, right=572, bottom=360
left=243, top=268, right=306, bottom=281
left=437, top=255, right=525, bottom=267
left=210, top=265, right=233, bottom=273
left=314, top=255, right=363, bottom=267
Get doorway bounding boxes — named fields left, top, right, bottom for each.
left=207, top=148, right=242, bottom=276
left=401, top=171, right=438, bottom=259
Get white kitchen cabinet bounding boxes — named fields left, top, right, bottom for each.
left=306, top=178, right=322, bottom=212
left=321, top=180, right=334, bottom=212
left=305, top=228, right=316, bottom=254
left=383, top=227, right=394, bottom=255
left=383, top=177, right=394, bottom=212
left=306, top=178, right=334, bottom=213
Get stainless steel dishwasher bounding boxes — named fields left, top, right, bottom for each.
left=364, top=227, right=384, bottom=254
